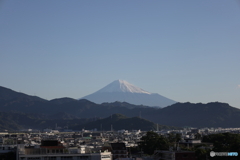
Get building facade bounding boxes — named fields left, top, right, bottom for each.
left=17, top=140, right=112, bottom=160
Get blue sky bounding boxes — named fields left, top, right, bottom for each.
left=1, top=0, right=240, bottom=107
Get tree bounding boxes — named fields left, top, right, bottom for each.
left=195, top=133, right=202, bottom=140
left=167, top=133, right=181, bottom=145
left=203, top=133, right=240, bottom=152
left=195, top=148, right=209, bottom=160
left=139, top=131, right=171, bottom=155
left=139, top=131, right=161, bottom=155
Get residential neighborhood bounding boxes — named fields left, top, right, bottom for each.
left=0, top=127, right=240, bottom=160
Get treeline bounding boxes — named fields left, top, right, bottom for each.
left=132, top=131, right=240, bottom=160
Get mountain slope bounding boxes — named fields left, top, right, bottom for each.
left=101, top=101, right=149, bottom=109
left=0, top=111, right=96, bottom=131
left=2, top=86, right=240, bottom=128
left=0, top=86, right=46, bottom=102
left=96, top=80, right=151, bottom=94
left=72, top=114, right=180, bottom=131
left=81, top=80, right=176, bottom=107
left=146, top=102, right=240, bottom=128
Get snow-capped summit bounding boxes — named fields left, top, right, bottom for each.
left=80, top=80, right=177, bottom=107
left=96, top=79, right=151, bottom=94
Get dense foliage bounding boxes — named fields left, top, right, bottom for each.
left=203, top=133, right=240, bottom=152
left=138, top=132, right=240, bottom=160
left=139, top=131, right=181, bottom=155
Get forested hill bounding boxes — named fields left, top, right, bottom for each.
left=1, top=86, right=240, bottom=128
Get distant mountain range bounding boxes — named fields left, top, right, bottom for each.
left=80, top=80, right=177, bottom=107
left=1, top=85, right=240, bottom=130
left=0, top=111, right=95, bottom=131
left=72, top=114, right=180, bottom=131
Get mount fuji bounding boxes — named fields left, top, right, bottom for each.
left=80, top=80, right=177, bottom=107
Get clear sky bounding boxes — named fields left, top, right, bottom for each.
left=1, top=0, right=240, bottom=107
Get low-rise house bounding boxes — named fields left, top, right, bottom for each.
left=102, top=143, right=128, bottom=160
left=17, top=140, right=112, bottom=160
left=179, top=138, right=201, bottom=148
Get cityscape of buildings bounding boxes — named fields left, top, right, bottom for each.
left=1, top=127, right=240, bottom=160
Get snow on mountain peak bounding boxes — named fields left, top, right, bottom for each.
left=96, top=80, right=151, bottom=94
left=80, top=80, right=177, bottom=107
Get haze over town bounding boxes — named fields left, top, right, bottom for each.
left=1, top=0, right=240, bottom=108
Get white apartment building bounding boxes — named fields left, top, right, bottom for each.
left=17, top=142, right=112, bottom=160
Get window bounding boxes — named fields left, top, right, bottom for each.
left=101, top=155, right=111, bottom=159
left=61, top=157, right=73, bottom=160
left=76, top=156, right=89, bottom=160
left=27, top=158, right=41, bottom=160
